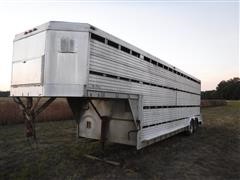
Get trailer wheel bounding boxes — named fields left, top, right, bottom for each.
left=186, top=120, right=194, bottom=135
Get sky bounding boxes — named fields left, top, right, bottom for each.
left=0, top=0, right=239, bottom=91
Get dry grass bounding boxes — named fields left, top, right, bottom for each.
left=0, top=101, right=239, bottom=179
left=0, top=98, right=73, bottom=125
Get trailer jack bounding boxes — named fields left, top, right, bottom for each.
left=13, top=97, right=56, bottom=141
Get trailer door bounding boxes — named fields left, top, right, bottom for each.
left=12, top=31, right=46, bottom=86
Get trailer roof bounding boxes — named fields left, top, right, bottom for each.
left=14, top=21, right=200, bottom=83
left=14, top=21, right=91, bottom=40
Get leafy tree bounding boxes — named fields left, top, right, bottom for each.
left=201, top=90, right=218, bottom=99
left=216, top=77, right=240, bottom=100
left=202, top=77, right=240, bottom=100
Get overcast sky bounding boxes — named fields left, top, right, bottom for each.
left=0, top=0, right=238, bottom=91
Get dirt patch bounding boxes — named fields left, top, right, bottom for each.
left=0, top=101, right=239, bottom=179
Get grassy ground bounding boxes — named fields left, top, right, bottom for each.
left=0, top=101, right=239, bottom=179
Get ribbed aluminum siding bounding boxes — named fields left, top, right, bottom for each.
left=88, top=39, right=200, bottom=141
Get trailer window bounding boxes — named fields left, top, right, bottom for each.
left=132, top=50, right=140, bottom=58
left=152, top=60, right=157, bottom=65
left=90, top=26, right=96, bottom=30
left=60, top=38, right=75, bottom=53
left=144, top=56, right=151, bottom=62
left=132, top=79, right=140, bottom=83
left=163, top=65, right=168, bottom=70
left=120, top=46, right=130, bottom=54
left=107, top=40, right=119, bottom=49
left=120, top=76, right=130, bottom=81
left=86, top=121, right=91, bottom=129
left=158, top=63, right=163, bottom=68
left=91, top=33, right=105, bottom=43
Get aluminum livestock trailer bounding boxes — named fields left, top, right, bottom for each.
left=11, top=21, right=202, bottom=149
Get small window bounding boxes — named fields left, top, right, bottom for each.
left=143, top=82, right=150, bottom=85
left=90, top=26, right=96, bottom=30
left=86, top=121, right=91, bottom=129
left=106, top=74, right=118, bottom=79
left=121, top=46, right=130, bottom=54
left=132, top=79, right=140, bottom=83
left=132, top=51, right=140, bottom=58
left=152, top=60, right=157, bottom=65
left=158, top=63, right=163, bottom=68
left=60, top=38, right=75, bottom=53
left=163, top=65, right=168, bottom=70
left=91, top=33, right=105, bottom=43
left=144, top=56, right=151, bottom=62
left=120, top=76, right=129, bottom=81
left=60, top=38, right=68, bottom=52
left=107, top=40, right=119, bottom=49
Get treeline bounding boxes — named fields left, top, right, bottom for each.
left=0, top=91, right=10, bottom=97
left=201, top=77, right=240, bottom=100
